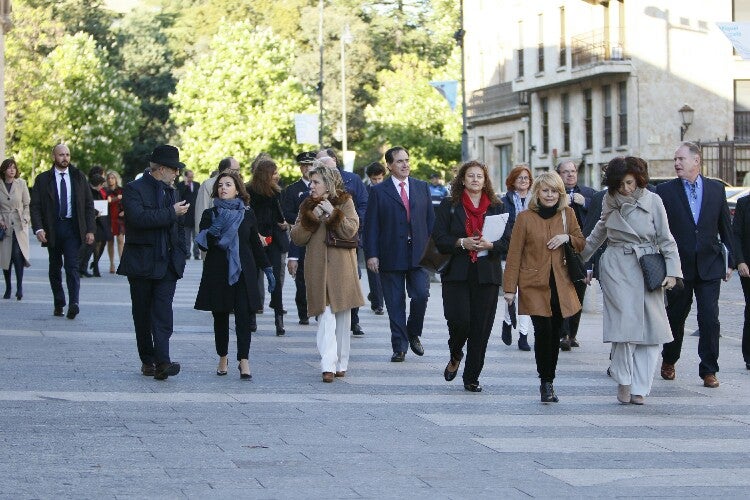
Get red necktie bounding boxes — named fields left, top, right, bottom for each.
left=399, top=181, right=410, bottom=221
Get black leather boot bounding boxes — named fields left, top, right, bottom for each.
left=275, top=312, right=285, bottom=336
left=540, top=382, right=559, bottom=403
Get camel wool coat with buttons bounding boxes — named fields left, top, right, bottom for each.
left=0, top=178, right=31, bottom=269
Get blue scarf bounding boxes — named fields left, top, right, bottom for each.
left=511, top=190, right=527, bottom=218
left=195, top=198, right=246, bottom=285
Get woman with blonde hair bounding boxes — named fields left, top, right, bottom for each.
left=503, top=171, right=585, bottom=403
left=105, top=170, right=125, bottom=273
left=291, top=161, right=364, bottom=382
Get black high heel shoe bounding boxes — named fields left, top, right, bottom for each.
left=444, top=351, right=464, bottom=382
left=238, top=363, right=252, bottom=380
left=2, top=289, right=10, bottom=300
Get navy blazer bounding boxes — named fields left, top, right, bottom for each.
left=566, top=184, right=596, bottom=228
left=656, top=177, right=733, bottom=281
left=364, top=177, right=434, bottom=271
left=432, top=198, right=507, bottom=285
left=117, top=174, right=187, bottom=279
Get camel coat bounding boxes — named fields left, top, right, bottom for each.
left=0, top=178, right=31, bottom=269
left=503, top=206, right=585, bottom=318
left=290, top=193, right=364, bottom=317
left=581, top=189, right=681, bottom=344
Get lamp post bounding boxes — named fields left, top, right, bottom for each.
left=340, top=25, right=352, bottom=156
left=455, top=0, right=468, bottom=161
left=317, top=0, right=324, bottom=148
left=679, top=104, right=694, bottom=141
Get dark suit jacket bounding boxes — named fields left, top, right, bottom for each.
left=566, top=184, right=596, bottom=228
left=117, top=174, right=187, bottom=279
left=732, top=194, right=750, bottom=268
left=282, top=179, right=310, bottom=262
left=177, top=180, right=200, bottom=228
left=432, top=198, right=507, bottom=285
left=656, top=176, right=733, bottom=281
left=364, top=177, right=434, bottom=271
left=30, top=165, right=96, bottom=248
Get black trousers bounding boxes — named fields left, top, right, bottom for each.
left=442, top=263, right=499, bottom=385
left=561, top=279, right=586, bottom=339
left=213, top=275, right=253, bottom=360
left=294, top=258, right=308, bottom=320
left=741, top=276, right=750, bottom=364
left=260, top=244, right=284, bottom=313
left=48, top=218, right=81, bottom=307
left=366, top=267, right=384, bottom=309
left=662, top=276, right=721, bottom=377
left=3, top=232, right=25, bottom=293
left=530, top=274, right=563, bottom=383
left=127, top=267, right=178, bottom=365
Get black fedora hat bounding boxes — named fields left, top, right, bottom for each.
left=149, top=144, right=185, bottom=170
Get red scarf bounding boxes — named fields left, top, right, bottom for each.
left=462, top=190, right=491, bottom=262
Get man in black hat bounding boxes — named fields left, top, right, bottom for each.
left=282, top=151, right=316, bottom=325
left=118, top=145, right=190, bottom=380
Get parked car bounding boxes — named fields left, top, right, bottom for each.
left=726, top=187, right=750, bottom=218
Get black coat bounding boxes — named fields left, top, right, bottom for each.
left=117, top=174, right=187, bottom=279
left=194, top=207, right=271, bottom=312
left=30, top=165, right=96, bottom=248
left=177, top=180, right=200, bottom=228
left=733, top=195, right=750, bottom=268
left=247, top=186, right=289, bottom=252
left=432, top=198, right=508, bottom=285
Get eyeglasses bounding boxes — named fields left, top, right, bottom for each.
left=516, top=176, right=530, bottom=181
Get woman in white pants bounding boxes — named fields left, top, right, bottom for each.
left=290, top=162, right=364, bottom=382
left=581, top=157, right=681, bottom=404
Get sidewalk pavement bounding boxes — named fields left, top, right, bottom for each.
left=1, top=242, right=750, bottom=498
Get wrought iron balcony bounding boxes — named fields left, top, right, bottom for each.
left=571, top=27, right=627, bottom=68
left=467, top=82, right=529, bottom=123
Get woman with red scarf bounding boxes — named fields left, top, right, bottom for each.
left=432, top=161, right=508, bottom=392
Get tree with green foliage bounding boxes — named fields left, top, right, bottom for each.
left=170, top=21, right=315, bottom=180
left=13, top=33, right=142, bottom=177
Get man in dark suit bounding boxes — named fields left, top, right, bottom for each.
left=365, top=146, right=435, bottom=361
left=283, top=151, right=316, bottom=325
left=30, top=144, right=96, bottom=319
left=177, top=169, right=200, bottom=260
left=118, top=145, right=189, bottom=380
left=657, top=142, right=733, bottom=388
left=364, top=161, right=386, bottom=315
left=556, top=160, right=596, bottom=350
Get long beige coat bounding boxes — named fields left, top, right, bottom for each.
left=290, top=193, right=364, bottom=317
left=581, top=189, right=681, bottom=344
left=0, top=178, right=31, bottom=269
left=503, top=206, right=585, bottom=318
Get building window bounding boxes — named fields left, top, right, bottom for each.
left=478, top=136, right=486, bottom=162
left=559, top=7, right=566, bottom=67
left=541, top=97, right=549, bottom=154
left=735, top=80, right=750, bottom=140
left=537, top=14, right=544, bottom=73
left=561, top=93, right=570, bottom=152
left=584, top=89, right=593, bottom=150
left=496, top=144, right=512, bottom=189
left=518, top=21, right=524, bottom=78
left=618, top=81, right=628, bottom=145
left=603, top=85, right=612, bottom=148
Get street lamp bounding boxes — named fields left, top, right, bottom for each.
left=679, top=104, right=694, bottom=141
left=340, top=25, right=352, bottom=157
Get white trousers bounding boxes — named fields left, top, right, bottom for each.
left=317, top=306, right=352, bottom=373
left=502, top=288, right=533, bottom=335
left=610, top=342, right=660, bottom=397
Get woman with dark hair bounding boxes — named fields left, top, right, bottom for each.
left=105, top=170, right=125, bottom=273
left=0, top=158, right=31, bottom=300
left=80, top=168, right=112, bottom=277
left=194, top=171, right=274, bottom=379
left=500, top=164, right=534, bottom=351
left=503, top=172, right=585, bottom=403
left=291, top=162, right=364, bottom=382
left=247, top=159, right=289, bottom=335
left=581, top=156, right=681, bottom=405
left=432, top=161, right=508, bottom=392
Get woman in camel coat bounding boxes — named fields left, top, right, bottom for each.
left=0, top=158, right=31, bottom=300
left=291, top=162, right=364, bottom=382
left=503, top=171, right=585, bottom=403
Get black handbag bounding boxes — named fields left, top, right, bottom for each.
left=561, top=211, right=586, bottom=282
left=639, top=252, right=666, bottom=292
left=324, top=229, right=358, bottom=249
left=419, top=237, right=451, bottom=273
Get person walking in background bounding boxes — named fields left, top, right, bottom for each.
left=0, top=158, right=31, bottom=300
left=657, top=142, right=734, bottom=388
left=428, top=172, right=449, bottom=206
left=364, top=146, right=434, bottom=362
left=364, top=161, right=385, bottom=315
left=105, top=170, right=125, bottom=273
left=178, top=169, right=201, bottom=260
left=503, top=172, right=585, bottom=403
left=291, top=162, right=364, bottom=382
left=30, top=144, right=95, bottom=319
left=79, top=169, right=111, bottom=278
left=499, top=164, right=534, bottom=351
left=732, top=191, right=750, bottom=371
left=556, top=160, right=596, bottom=350
left=118, top=144, right=189, bottom=380
left=194, top=171, right=273, bottom=380
left=432, top=161, right=507, bottom=392
left=247, top=158, right=289, bottom=336
left=581, top=157, right=681, bottom=405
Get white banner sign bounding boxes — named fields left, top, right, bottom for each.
left=294, top=114, right=319, bottom=145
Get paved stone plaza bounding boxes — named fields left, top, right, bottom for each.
left=2, top=243, right=750, bottom=498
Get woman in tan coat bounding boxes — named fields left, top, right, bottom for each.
left=503, top=172, right=585, bottom=403
left=0, top=158, right=31, bottom=300
left=291, top=162, right=364, bottom=382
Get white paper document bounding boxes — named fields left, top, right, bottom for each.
left=477, top=213, right=509, bottom=257
left=94, top=200, right=108, bottom=216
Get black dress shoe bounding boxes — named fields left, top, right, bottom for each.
left=540, top=382, right=559, bottom=403
left=66, top=303, right=79, bottom=319
left=390, top=352, right=405, bottom=362
left=464, top=383, right=482, bottom=392
left=570, top=337, right=580, bottom=348
left=351, top=324, right=365, bottom=336
left=154, top=362, right=180, bottom=380
left=374, top=307, right=384, bottom=315
left=80, top=270, right=94, bottom=278
left=408, top=336, right=424, bottom=356
left=559, top=335, right=572, bottom=351
left=54, top=306, right=64, bottom=316
left=746, top=362, right=750, bottom=371
left=444, top=351, right=464, bottom=381
left=299, top=317, right=310, bottom=325
left=141, top=363, right=155, bottom=376
left=501, top=322, right=512, bottom=346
